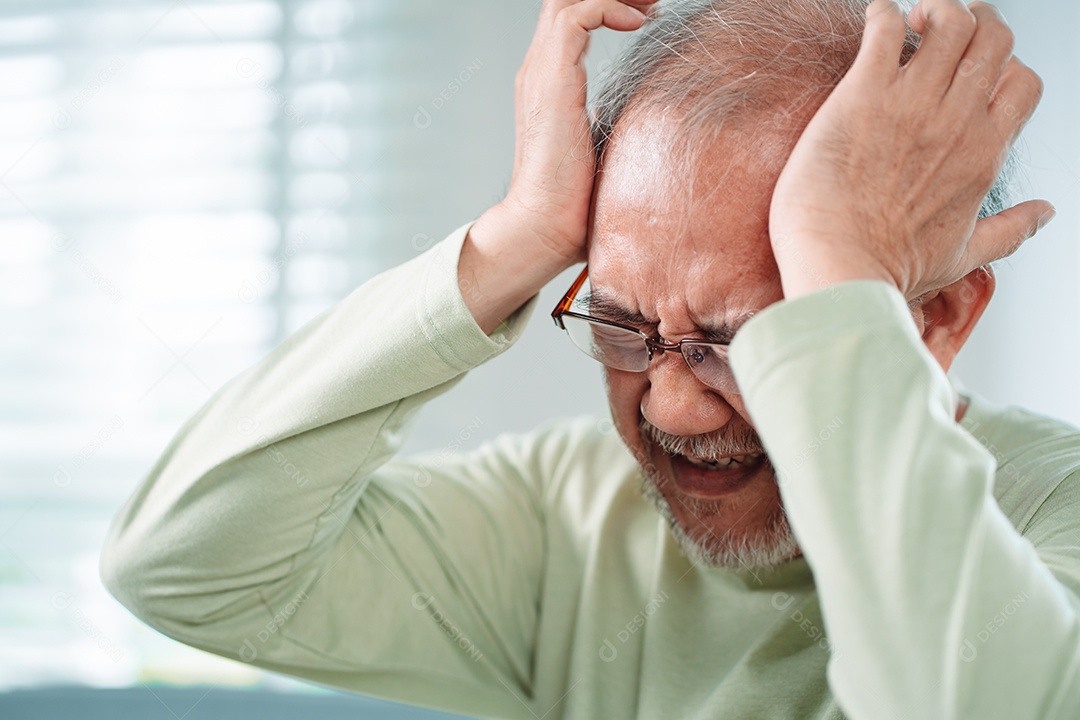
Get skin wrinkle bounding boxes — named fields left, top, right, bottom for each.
left=584, top=0, right=1007, bottom=571
left=590, top=109, right=793, bottom=570
left=579, top=287, right=751, bottom=342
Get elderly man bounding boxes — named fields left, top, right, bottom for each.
left=101, top=0, right=1080, bottom=717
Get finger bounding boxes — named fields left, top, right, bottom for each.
left=986, top=56, right=1043, bottom=142
left=620, top=0, right=662, bottom=12
left=556, top=0, right=649, bottom=37
left=950, top=3, right=1014, bottom=100
left=539, top=0, right=655, bottom=30
left=908, top=1, right=927, bottom=34
left=904, top=0, right=978, bottom=93
left=849, top=0, right=908, bottom=82
left=532, top=0, right=648, bottom=80
left=964, top=199, right=1056, bottom=267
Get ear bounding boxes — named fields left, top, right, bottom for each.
left=915, top=266, right=996, bottom=372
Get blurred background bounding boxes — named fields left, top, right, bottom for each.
left=0, top=0, right=1075, bottom=717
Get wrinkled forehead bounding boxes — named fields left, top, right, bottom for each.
left=587, top=111, right=789, bottom=331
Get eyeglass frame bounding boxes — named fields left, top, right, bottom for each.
left=550, top=265, right=740, bottom=394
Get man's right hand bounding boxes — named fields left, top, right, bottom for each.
left=459, top=0, right=657, bottom=335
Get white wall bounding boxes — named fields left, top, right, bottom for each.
left=950, top=0, right=1080, bottom=427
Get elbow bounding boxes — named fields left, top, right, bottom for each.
left=98, top=512, right=180, bottom=627
left=99, top=523, right=154, bottom=622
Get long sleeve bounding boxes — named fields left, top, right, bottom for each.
left=728, top=280, right=1080, bottom=720
left=100, top=221, right=547, bottom=719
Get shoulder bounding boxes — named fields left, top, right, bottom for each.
left=963, top=394, right=1080, bottom=535
left=976, top=405, right=1080, bottom=605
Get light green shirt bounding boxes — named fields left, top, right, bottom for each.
left=101, top=222, right=1080, bottom=719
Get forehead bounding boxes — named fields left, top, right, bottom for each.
left=588, top=111, right=790, bottom=332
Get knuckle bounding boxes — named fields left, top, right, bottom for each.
left=985, top=22, right=1015, bottom=54
left=553, top=4, right=583, bottom=29
left=1027, top=70, right=1045, bottom=102
left=867, top=0, right=899, bottom=20
left=941, top=6, right=978, bottom=35
left=969, top=1, right=1006, bottom=18
left=1008, top=61, right=1044, bottom=103
left=871, top=5, right=905, bottom=29
left=555, top=0, right=604, bottom=26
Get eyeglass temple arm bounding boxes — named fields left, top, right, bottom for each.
left=551, top=266, right=590, bottom=327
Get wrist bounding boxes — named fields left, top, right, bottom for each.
left=773, top=240, right=898, bottom=300
left=459, top=203, right=578, bottom=334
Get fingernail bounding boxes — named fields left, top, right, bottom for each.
left=1037, top=207, right=1057, bottom=231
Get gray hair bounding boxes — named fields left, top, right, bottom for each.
left=590, top=0, right=1017, bottom=220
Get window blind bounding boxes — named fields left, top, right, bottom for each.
left=0, top=0, right=625, bottom=703
left=0, top=0, right=394, bottom=692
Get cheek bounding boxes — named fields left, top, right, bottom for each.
left=604, top=368, right=648, bottom=441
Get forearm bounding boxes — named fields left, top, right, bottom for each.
left=101, top=222, right=536, bottom=623
left=730, top=281, right=1080, bottom=719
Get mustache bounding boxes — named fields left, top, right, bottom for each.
left=639, top=416, right=762, bottom=460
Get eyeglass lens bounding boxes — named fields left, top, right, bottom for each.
left=561, top=315, right=737, bottom=392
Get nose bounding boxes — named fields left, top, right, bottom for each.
left=639, top=349, right=736, bottom=438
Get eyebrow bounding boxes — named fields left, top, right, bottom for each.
left=579, top=288, right=753, bottom=343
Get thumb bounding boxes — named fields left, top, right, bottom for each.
left=964, top=199, right=1055, bottom=267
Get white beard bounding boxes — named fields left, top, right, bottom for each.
left=640, top=473, right=800, bottom=571
left=635, top=415, right=801, bottom=570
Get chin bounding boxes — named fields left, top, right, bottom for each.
left=637, top=441, right=801, bottom=572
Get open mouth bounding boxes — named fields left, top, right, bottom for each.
left=680, top=451, right=765, bottom=471
left=637, top=416, right=772, bottom=499
left=668, top=450, right=770, bottom=499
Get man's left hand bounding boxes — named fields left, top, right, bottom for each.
left=769, top=0, right=1053, bottom=301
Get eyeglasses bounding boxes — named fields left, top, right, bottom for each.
left=550, top=266, right=739, bottom=394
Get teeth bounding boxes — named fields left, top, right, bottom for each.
left=683, top=452, right=762, bottom=470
